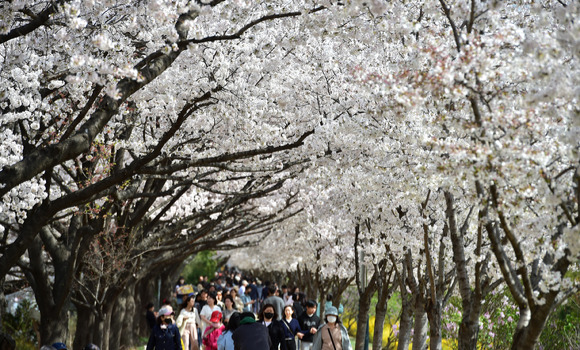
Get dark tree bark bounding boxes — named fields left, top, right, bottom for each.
left=120, top=282, right=137, bottom=348
left=445, top=189, right=503, bottom=350
left=396, top=280, right=413, bottom=350
left=353, top=224, right=379, bottom=350
left=407, top=259, right=428, bottom=350
left=387, top=248, right=412, bottom=350
left=484, top=182, right=576, bottom=350
left=73, top=304, right=97, bottom=350
left=372, top=265, right=395, bottom=350
left=109, top=287, right=130, bottom=350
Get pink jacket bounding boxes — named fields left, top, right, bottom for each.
left=202, top=324, right=225, bottom=350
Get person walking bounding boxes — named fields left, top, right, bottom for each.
left=292, top=292, right=305, bottom=320
left=147, top=305, right=183, bottom=350
left=177, top=295, right=200, bottom=350
left=240, top=286, right=255, bottom=312
left=200, top=292, right=222, bottom=340
left=232, top=311, right=271, bottom=350
left=229, top=288, right=244, bottom=313
left=222, top=295, right=237, bottom=322
left=217, top=312, right=240, bottom=350
left=297, top=301, right=321, bottom=350
left=258, top=304, right=287, bottom=350
left=262, top=285, right=285, bottom=321
left=281, top=305, right=302, bottom=350
left=175, top=277, right=187, bottom=305
left=311, top=306, right=351, bottom=350
left=202, top=311, right=225, bottom=350
left=146, top=302, right=158, bottom=330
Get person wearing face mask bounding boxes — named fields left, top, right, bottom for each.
left=147, top=305, right=183, bottom=350
left=262, top=285, right=285, bottom=321
left=311, top=307, right=351, bottom=350
left=297, top=300, right=321, bottom=350
left=258, top=304, right=287, bottom=350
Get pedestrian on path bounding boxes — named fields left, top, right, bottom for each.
left=297, top=300, right=321, bottom=350
left=202, top=311, right=224, bottom=350
left=281, top=305, right=302, bottom=350
left=263, top=285, right=285, bottom=321
left=217, top=311, right=240, bottom=350
left=177, top=295, right=200, bottom=350
left=311, top=306, right=351, bottom=350
left=147, top=305, right=183, bottom=350
left=259, top=304, right=287, bottom=350
left=200, top=292, right=222, bottom=339
left=232, top=311, right=271, bottom=350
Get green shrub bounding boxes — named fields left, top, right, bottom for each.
left=2, top=299, right=38, bottom=349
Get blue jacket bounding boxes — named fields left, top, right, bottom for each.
left=281, top=318, right=301, bottom=339
left=217, top=330, right=234, bottom=350
left=147, top=323, right=183, bottom=350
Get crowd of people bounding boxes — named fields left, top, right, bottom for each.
left=146, top=270, right=352, bottom=350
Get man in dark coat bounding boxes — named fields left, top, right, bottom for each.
left=232, top=312, right=271, bottom=350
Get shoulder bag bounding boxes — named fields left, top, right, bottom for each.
left=327, top=327, right=338, bottom=350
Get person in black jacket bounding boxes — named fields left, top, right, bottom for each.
left=292, top=292, right=305, bottom=320
left=232, top=312, right=271, bottom=350
left=297, top=301, right=320, bottom=350
left=258, top=304, right=287, bottom=350
left=146, top=302, right=157, bottom=330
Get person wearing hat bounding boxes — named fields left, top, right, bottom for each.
left=202, top=310, right=224, bottom=350
left=147, top=305, right=183, bottom=350
left=297, top=300, right=321, bottom=350
left=311, top=306, right=351, bottom=350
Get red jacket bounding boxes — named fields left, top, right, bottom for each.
left=203, top=324, right=225, bottom=350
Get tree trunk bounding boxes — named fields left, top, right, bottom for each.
left=109, top=290, right=128, bottom=350
left=39, top=306, right=69, bottom=345
left=373, top=268, right=394, bottom=350
left=396, top=289, right=412, bottom=350
left=73, top=304, right=96, bottom=350
left=92, top=310, right=106, bottom=350
left=372, top=295, right=388, bottom=350
left=354, top=290, right=373, bottom=350
left=426, top=299, right=442, bottom=350
left=0, top=280, right=6, bottom=332
left=446, top=190, right=483, bottom=350
left=457, top=301, right=481, bottom=350
left=101, top=301, right=115, bottom=350
left=412, top=297, right=428, bottom=350
left=510, top=293, right=558, bottom=350
left=160, top=263, right=182, bottom=305
left=121, top=283, right=137, bottom=349
left=136, top=276, right=158, bottom=337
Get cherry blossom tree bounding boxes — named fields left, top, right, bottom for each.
left=2, top=0, right=579, bottom=349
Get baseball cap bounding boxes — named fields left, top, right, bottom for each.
left=210, top=310, right=222, bottom=323
left=158, top=305, right=174, bottom=316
